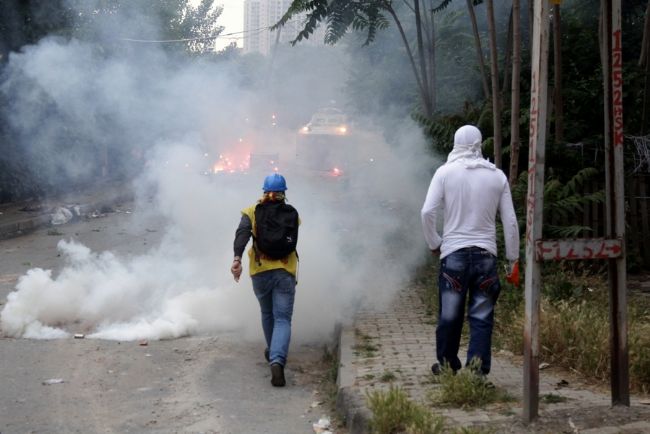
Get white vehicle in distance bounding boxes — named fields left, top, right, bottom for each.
left=299, top=107, right=349, bottom=136
left=296, top=107, right=354, bottom=178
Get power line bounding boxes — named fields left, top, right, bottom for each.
left=118, top=19, right=302, bottom=44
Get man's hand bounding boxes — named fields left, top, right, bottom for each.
left=430, top=247, right=441, bottom=257
left=506, top=259, right=520, bottom=287
left=231, top=257, right=242, bottom=282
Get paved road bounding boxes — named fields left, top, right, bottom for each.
left=0, top=209, right=333, bottom=434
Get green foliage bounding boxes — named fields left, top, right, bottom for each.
left=540, top=393, right=568, bottom=404
left=414, top=102, right=484, bottom=154
left=273, top=0, right=391, bottom=46
left=354, top=328, right=381, bottom=358
left=0, top=0, right=225, bottom=202
left=495, top=266, right=650, bottom=393
left=428, top=359, right=506, bottom=408
left=367, top=385, right=445, bottom=434
left=432, top=0, right=483, bottom=14
left=509, top=167, right=604, bottom=240
left=380, top=370, right=397, bottom=382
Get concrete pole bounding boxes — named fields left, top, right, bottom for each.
left=523, top=0, right=550, bottom=424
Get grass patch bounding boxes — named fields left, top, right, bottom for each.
left=380, top=371, right=397, bottom=382
left=494, top=264, right=650, bottom=393
left=428, top=360, right=511, bottom=409
left=452, top=428, right=496, bottom=434
left=540, top=393, right=568, bottom=404
left=354, top=328, right=380, bottom=358
left=367, top=385, right=444, bottom=434
left=47, top=228, right=64, bottom=236
left=320, top=345, right=340, bottom=406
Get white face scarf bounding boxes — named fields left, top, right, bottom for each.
left=446, top=125, right=496, bottom=170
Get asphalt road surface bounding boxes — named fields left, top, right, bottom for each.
left=0, top=208, right=335, bottom=434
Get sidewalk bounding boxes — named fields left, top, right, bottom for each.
left=0, top=183, right=133, bottom=240
left=336, top=282, right=650, bottom=433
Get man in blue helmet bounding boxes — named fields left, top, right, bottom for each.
left=231, top=173, right=300, bottom=387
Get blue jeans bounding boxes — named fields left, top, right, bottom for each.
left=436, top=247, right=501, bottom=375
left=251, top=269, right=296, bottom=367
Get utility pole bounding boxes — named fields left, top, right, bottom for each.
left=602, top=0, right=629, bottom=406
left=523, top=0, right=550, bottom=423
left=523, top=0, right=629, bottom=423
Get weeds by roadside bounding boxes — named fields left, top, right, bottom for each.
left=494, top=263, right=650, bottom=393
left=354, top=328, right=380, bottom=358
left=367, top=386, right=444, bottom=434
left=367, top=385, right=498, bottom=434
left=428, top=359, right=514, bottom=409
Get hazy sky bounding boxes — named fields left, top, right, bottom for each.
left=215, top=0, right=244, bottom=50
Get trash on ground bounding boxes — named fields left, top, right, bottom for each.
left=42, top=378, right=65, bottom=385
left=74, top=333, right=85, bottom=339
left=539, top=362, right=550, bottom=370
left=556, top=379, right=569, bottom=388
left=312, top=416, right=331, bottom=433
left=568, top=418, right=579, bottom=433
left=640, top=399, right=650, bottom=405
left=310, top=401, right=322, bottom=408
left=139, top=340, right=149, bottom=346
left=87, top=210, right=107, bottom=219
left=51, top=207, right=73, bottom=225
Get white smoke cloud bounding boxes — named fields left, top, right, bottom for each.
left=0, top=9, right=439, bottom=342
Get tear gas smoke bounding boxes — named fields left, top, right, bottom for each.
left=0, top=5, right=438, bottom=342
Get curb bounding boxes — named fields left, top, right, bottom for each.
left=336, top=326, right=372, bottom=434
left=0, top=214, right=52, bottom=241
left=0, top=192, right=133, bottom=241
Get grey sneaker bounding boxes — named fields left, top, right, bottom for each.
left=270, top=363, right=285, bottom=387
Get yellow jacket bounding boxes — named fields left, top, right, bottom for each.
left=242, top=204, right=299, bottom=277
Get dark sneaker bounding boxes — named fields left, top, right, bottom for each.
left=264, top=348, right=270, bottom=363
left=431, top=362, right=457, bottom=376
left=270, top=363, right=285, bottom=387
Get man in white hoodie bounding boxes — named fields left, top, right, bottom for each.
left=421, top=125, right=520, bottom=376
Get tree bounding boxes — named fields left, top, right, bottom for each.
left=509, top=0, right=522, bottom=186
left=641, top=0, right=650, bottom=133
left=0, top=0, right=226, bottom=202
left=485, top=0, right=502, bottom=168
left=273, top=0, right=438, bottom=119
left=465, top=0, right=490, bottom=100
left=553, top=2, right=564, bottom=144
left=68, top=0, right=224, bottom=53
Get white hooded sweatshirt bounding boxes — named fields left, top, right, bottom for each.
left=421, top=125, right=520, bottom=260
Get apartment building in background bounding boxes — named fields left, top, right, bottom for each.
left=243, top=0, right=324, bottom=55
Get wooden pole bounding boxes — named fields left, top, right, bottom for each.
left=603, top=0, right=629, bottom=406
left=523, top=0, right=550, bottom=424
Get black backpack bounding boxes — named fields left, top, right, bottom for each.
left=254, top=202, right=299, bottom=260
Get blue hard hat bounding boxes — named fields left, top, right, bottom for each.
left=262, top=173, right=287, bottom=192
